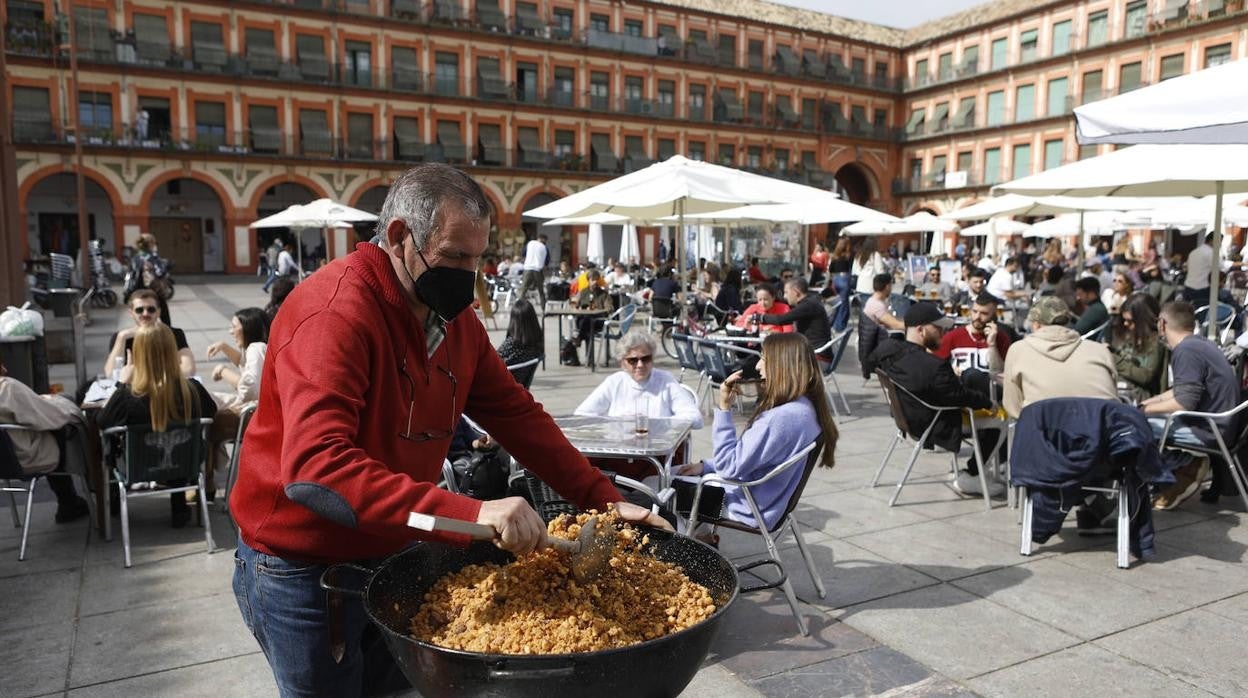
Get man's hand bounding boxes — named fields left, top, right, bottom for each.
left=476, top=497, right=547, bottom=555
left=614, top=501, right=674, bottom=531
left=115, top=326, right=137, bottom=344
left=983, top=320, right=998, bottom=346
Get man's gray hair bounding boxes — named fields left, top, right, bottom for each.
left=615, top=330, right=657, bottom=361
left=375, top=164, right=492, bottom=250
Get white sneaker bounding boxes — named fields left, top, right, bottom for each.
left=953, top=472, right=1005, bottom=499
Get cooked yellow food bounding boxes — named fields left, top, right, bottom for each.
left=409, top=508, right=716, bottom=654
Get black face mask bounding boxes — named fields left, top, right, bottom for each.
left=402, top=234, right=477, bottom=323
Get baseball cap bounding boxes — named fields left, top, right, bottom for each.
left=1027, top=296, right=1073, bottom=326
left=904, top=302, right=955, bottom=330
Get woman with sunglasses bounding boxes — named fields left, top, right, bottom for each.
left=1109, top=293, right=1169, bottom=400
left=98, top=323, right=218, bottom=527
left=574, top=330, right=703, bottom=429
left=1102, top=272, right=1136, bottom=315
left=674, top=332, right=838, bottom=532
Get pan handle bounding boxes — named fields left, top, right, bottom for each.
left=319, top=562, right=375, bottom=596
left=487, top=663, right=577, bottom=680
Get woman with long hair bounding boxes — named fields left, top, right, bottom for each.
left=1109, top=292, right=1168, bottom=399
left=99, top=323, right=218, bottom=526
left=206, top=307, right=269, bottom=494
left=808, top=242, right=830, bottom=287
left=676, top=332, right=838, bottom=530
left=829, top=238, right=854, bottom=330
left=852, top=237, right=884, bottom=301
left=498, top=299, right=543, bottom=366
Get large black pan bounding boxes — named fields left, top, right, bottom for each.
left=322, top=528, right=737, bottom=698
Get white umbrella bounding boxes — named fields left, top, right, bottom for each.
left=1028, top=211, right=1126, bottom=239
left=524, top=156, right=844, bottom=304
left=619, top=224, right=640, bottom=264
left=585, top=223, right=605, bottom=266
left=542, top=212, right=633, bottom=227
left=941, top=194, right=1193, bottom=221
left=673, top=190, right=896, bottom=226
left=998, top=144, right=1248, bottom=337
left=1075, top=58, right=1248, bottom=145
left=843, top=211, right=958, bottom=236
left=958, top=218, right=1033, bottom=237
left=251, top=198, right=378, bottom=272
left=1128, top=193, right=1248, bottom=229
left=696, top=225, right=717, bottom=263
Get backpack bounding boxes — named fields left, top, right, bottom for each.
left=449, top=450, right=510, bottom=501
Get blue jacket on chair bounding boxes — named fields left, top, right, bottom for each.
left=1011, top=398, right=1173, bottom=559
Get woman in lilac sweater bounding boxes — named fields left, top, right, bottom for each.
left=677, top=333, right=838, bottom=530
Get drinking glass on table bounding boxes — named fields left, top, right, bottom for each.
left=634, top=396, right=650, bottom=435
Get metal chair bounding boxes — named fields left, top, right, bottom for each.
left=647, top=296, right=678, bottom=335
left=221, top=404, right=258, bottom=523
left=695, top=339, right=761, bottom=413
left=1195, top=304, right=1236, bottom=344
left=1020, top=477, right=1131, bottom=569
left=813, top=327, right=854, bottom=418
left=871, top=371, right=1000, bottom=510
left=0, top=424, right=94, bottom=561
left=102, top=419, right=215, bottom=568
left=594, top=303, right=637, bottom=366
left=680, top=439, right=826, bottom=636
left=505, top=357, right=542, bottom=390
left=1157, top=398, right=1248, bottom=513
left=1080, top=321, right=1110, bottom=342
left=670, top=333, right=705, bottom=388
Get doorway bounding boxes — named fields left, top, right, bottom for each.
left=149, top=218, right=204, bottom=273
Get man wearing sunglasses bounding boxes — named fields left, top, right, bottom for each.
left=229, top=164, right=670, bottom=697
left=101, top=289, right=195, bottom=378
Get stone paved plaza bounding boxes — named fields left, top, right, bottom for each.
left=3, top=276, right=1246, bottom=697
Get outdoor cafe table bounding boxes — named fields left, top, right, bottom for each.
left=542, top=306, right=612, bottom=372
left=554, top=415, right=693, bottom=488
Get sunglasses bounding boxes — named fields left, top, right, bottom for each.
left=133, top=306, right=159, bottom=315
left=624, top=355, right=654, bottom=366
left=399, top=361, right=458, bottom=442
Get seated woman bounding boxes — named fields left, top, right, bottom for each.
left=734, top=284, right=794, bottom=333
left=674, top=332, right=837, bottom=532
left=1109, top=293, right=1168, bottom=401
left=1102, top=272, right=1135, bottom=315
left=498, top=299, right=543, bottom=366
left=575, top=330, right=703, bottom=480
left=206, top=307, right=269, bottom=496
left=98, top=324, right=218, bottom=527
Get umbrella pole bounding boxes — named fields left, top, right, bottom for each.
left=1208, top=181, right=1225, bottom=341
left=1076, top=211, right=1085, bottom=271
left=676, top=199, right=686, bottom=322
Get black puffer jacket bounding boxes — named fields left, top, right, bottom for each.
left=866, top=338, right=992, bottom=452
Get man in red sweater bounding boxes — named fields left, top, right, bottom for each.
left=935, top=294, right=1011, bottom=374
left=230, top=164, right=666, bottom=696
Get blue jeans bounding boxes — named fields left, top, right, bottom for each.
left=262, top=268, right=277, bottom=292
left=233, top=536, right=374, bottom=697
left=1148, top=417, right=1199, bottom=471
left=832, top=273, right=851, bottom=330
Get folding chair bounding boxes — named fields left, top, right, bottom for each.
left=679, top=439, right=826, bottom=636
left=871, top=371, right=1001, bottom=510
left=1195, top=304, right=1237, bottom=345
left=102, top=419, right=215, bottom=568
left=813, top=327, right=854, bottom=418
left=1157, top=398, right=1248, bottom=513
left=221, top=404, right=258, bottom=523
left=0, top=424, right=94, bottom=561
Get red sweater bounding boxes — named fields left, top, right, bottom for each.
left=230, top=244, right=621, bottom=563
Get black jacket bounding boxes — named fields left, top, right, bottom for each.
left=98, top=381, right=218, bottom=430
left=857, top=312, right=890, bottom=379
left=866, top=338, right=992, bottom=452
left=761, top=294, right=831, bottom=358
left=1011, top=398, right=1172, bottom=559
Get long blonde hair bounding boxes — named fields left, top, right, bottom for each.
left=130, top=324, right=194, bottom=432
left=751, top=333, right=838, bottom=468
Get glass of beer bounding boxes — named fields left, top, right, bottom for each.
left=634, top=396, right=650, bottom=435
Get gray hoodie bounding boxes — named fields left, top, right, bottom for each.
left=1002, top=324, right=1119, bottom=418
